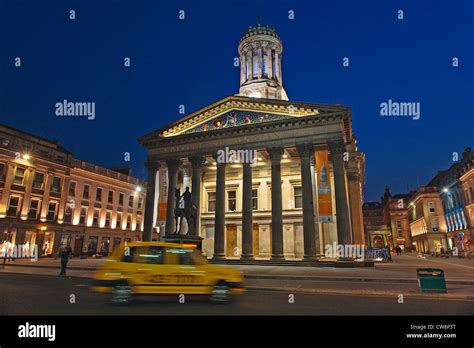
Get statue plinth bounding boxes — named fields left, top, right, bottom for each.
left=162, top=234, right=204, bottom=252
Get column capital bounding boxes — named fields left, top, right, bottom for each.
left=328, top=141, right=346, bottom=155
left=165, top=159, right=181, bottom=171
left=190, top=156, right=206, bottom=168
left=267, top=147, right=284, bottom=161
left=145, top=161, right=160, bottom=173
left=296, top=143, right=314, bottom=158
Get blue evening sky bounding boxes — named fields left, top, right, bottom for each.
left=1, top=0, right=473, bottom=201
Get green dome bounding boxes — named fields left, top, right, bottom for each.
left=240, top=24, right=280, bottom=42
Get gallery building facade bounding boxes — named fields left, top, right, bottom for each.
left=0, top=124, right=146, bottom=257
left=140, top=25, right=366, bottom=260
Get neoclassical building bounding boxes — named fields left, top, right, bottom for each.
left=140, top=25, right=365, bottom=260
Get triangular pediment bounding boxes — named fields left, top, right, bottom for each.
left=158, top=96, right=322, bottom=138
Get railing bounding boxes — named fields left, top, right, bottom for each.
left=70, top=158, right=144, bottom=185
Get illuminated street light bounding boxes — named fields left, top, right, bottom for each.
left=442, top=188, right=449, bottom=193
left=22, top=154, right=30, bottom=160
left=136, top=186, right=142, bottom=192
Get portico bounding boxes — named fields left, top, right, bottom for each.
left=139, top=24, right=365, bottom=261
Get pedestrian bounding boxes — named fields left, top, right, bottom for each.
left=59, top=244, right=72, bottom=276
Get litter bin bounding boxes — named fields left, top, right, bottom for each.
left=416, top=268, right=447, bottom=293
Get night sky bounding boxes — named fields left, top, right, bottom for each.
left=1, top=0, right=473, bottom=201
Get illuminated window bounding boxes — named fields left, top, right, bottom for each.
left=252, top=189, right=258, bottom=210
left=83, top=185, right=90, bottom=199
left=7, top=196, right=20, bottom=217
left=13, top=167, right=25, bottom=186
left=93, top=209, right=100, bottom=226
left=46, top=202, right=57, bottom=221
left=0, top=163, right=5, bottom=181
left=28, top=199, right=41, bottom=220
left=105, top=211, right=111, bottom=227
left=79, top=207, right=87, bottom=225
left=68, top=182, right=76, bottom=196
left=294, top=186, right=302, bottom=209
left=32, top=172, right=44, bottom=189
left=64, top=205, right=72, bottom=224
left=96, top=187, right=102, bottom=201
left=228, top=191, right=236, bottom=211
left=116, top=212, right=122, bottom=229
left=51, top=177, right=61, bottom=193
left=208, top=192, right=216, bottom=212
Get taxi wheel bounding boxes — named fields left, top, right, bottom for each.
left=210, top=282, right=231, bottom=303
left=111, top=282, right=133, bottom=304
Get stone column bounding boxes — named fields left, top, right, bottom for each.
left=347, top=154, right=365, bottom=246
left=329, top=141, right=352, bottom=248
left=241, top=162, right=254, bottom=259
left=297, top=144, right=319, bottom=259
left=274, top=52, right=280, bottom=82
left=240, top=54, right=246, bottom=84
left=268, top=147, right=284, bottom=259
left=165, top=159, right=180, bottom=236
left=213, top=155, right=226, bottom=259
left=246, top=51, right=252, bottom=80
left=190, top=156, right=205, bottom=236
left=143, top=161, right=160, bottom=241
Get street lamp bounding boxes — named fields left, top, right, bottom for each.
left=442, top=188, right=449, bottom=193
left=136, top=186, right=142, bottom=193
left=22, top=154, right=30, bottom=160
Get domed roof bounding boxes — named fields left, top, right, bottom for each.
left=240, top=23, right=280, bottom=42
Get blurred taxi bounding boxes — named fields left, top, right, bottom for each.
left=92, top=241, right=245, bottom=303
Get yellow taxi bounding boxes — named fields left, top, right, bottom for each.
left=92, top=241, right=245, bottom=303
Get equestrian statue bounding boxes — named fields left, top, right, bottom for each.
left=173, top=187, right=198, bottom=235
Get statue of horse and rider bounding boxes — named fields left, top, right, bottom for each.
left=174, top=187, right=198, bottom=235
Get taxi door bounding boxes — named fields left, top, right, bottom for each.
left=131, top=245, right=174, bottom=294
left=163, top=248, right=209, bottom=294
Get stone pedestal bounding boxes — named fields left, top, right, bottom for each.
left=162, top=234, right=204, bottom=252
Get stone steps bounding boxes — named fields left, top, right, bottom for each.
left=208, top=258, right=374, bottom=268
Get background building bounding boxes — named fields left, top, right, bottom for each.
left=407, top=186, right=447, bottom=254
left=363, top=201, right=390, bottom=248
left=432, top=148, right=473, bottom=253
left=0, top=124, right=146, bottom=257
left=381, top=187, right=412, bottom=250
